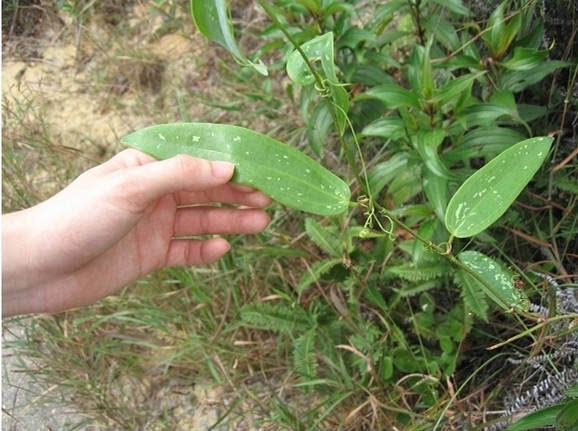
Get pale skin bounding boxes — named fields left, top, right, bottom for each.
left=2, top=149, right=271, bottom=317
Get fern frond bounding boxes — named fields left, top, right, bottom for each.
left=555, top=176, right=578, bottom=194
left=454, top=270, right=489, bottom=322
left=240, top=303, right=311, bottom=333
left=397, top=280, right=439, bottom=297
left=387, top=262, right=449, bottom=281
left=293, top=330, right=318, bottom=379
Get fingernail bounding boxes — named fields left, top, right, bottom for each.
left=211, top=161, right=234, bottom=179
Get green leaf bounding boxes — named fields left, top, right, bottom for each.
left=350, top=64, right=395, bottom=86
left=305, top=218, right=340, bottom=257
left=499, top=60, right=571, bottom=92
left=454, top=269, right=489, bottom=321
left=367, top=153, right=409, bottom=197
left=286, top=32, right=349, bottom=136
left=388, top=262, right=448, bottom=282
left=434, top=72, right=485, bottom=106
left=294, top=330, right=318, bottom=379
left=483, top=2, right=522, bottom=58
left=297, top=258, right=342, bottom=293
left=565, top=384, right=578, bottom=398
left=506, top=405, right=563, bottom=430
left=443, top=127, right=526, bottom=163
left=500, top=47, right=549, bottom=71
left=190, top=0, right=267, bottom=75
left=357, top=84, right=421, bottom=110
left=457, top=251, right=529, bottom=312
left=122, top=123, right=351, bottom=216
left=445, top=136, right=553, bottom=237
left=307, top=102, right=333, bottom=156
left=557, top=399, right=578, bottom=430
left=414, top=129, right=455, bottom=180
left=240, top=303, right=310, bottom=333
left=431, top=0, right=471, bottom=16
left=424, top=169, right=448, bottom=221
left=458, top=103, right=514, bottom=128
left=424, top=16, right=461, bottom=52
left=361, top=117, right=405, bottom=140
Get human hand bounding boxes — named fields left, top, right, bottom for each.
left=2, top=150, right=271, bottom=316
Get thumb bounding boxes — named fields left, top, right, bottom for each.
left=113, top=155, right=235, bottom=209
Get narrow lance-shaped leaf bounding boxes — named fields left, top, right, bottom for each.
left=191, top=0, right=267, bottom=75
left=122, top=123, right=351, bottom=216
left=458, top=251, right=529, bottom=312
left=445, top=136, right=553, bottom=238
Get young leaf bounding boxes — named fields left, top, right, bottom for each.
left=305, top=218, right=341, bottom=257
left=445, top=136, right=553, bottom=238
left=122, top=123, right=351, bottom=216
left=190, top=0, right=267, bottom=75
left=457, top=251, right=529, bottom=312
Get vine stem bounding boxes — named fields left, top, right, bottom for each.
left=256, top=0, right=325, bottom=91
left=257, top=0, right=364, bottom=190
left=372, top=201, right=519, bottom=310
left=259, top=0, right=522, bottom=315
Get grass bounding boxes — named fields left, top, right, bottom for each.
left=3, top=1, right=578, bottom=430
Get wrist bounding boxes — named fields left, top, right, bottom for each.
left=2, top=209, right=42, bottom=316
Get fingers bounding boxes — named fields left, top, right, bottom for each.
left=173, top=207, right=270, bottom=236
left=165, top=238, right=231, bottom=266
left=108, top=155, right=235, bottom=212
left=176, top=183, right=272, bottom=208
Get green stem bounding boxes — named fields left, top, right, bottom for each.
left=257, top=0, right=365, bottom=193
left=257, top=0, right=325, bottom=91
left=372, top=202, right=518, bottom=310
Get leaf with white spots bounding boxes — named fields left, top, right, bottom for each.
left=445, top=136, right=553, bottom=238
left=458, top=251, right=529, bottom=312
left=122, top=123, right=351, bottom=216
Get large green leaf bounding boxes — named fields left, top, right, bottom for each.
left=445, top=136, right=553, bottom=238
left=457, top=251, right=529, bottom=312
left=190, top=0, right=267, bottom=75
left=122, top=123, right=351, bottom=216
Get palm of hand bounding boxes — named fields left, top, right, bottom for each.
left=4, top=150, right=270, bottom=315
